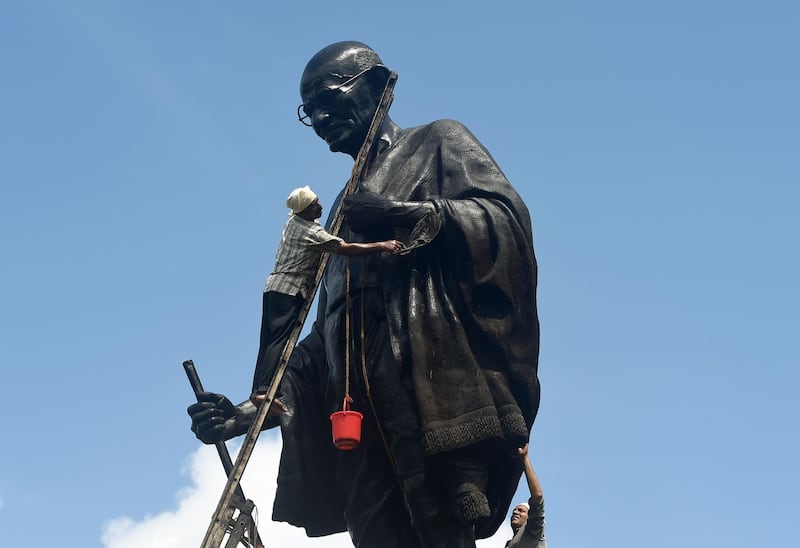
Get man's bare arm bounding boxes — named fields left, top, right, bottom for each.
left=335, top=239, right=403, bottom=256
left=518, top=443, right=544, bottom=502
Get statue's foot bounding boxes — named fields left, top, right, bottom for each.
left=455, top=484, right=490, bottom=521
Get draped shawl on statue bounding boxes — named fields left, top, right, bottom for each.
left=272, top=119, right=540, bottom=539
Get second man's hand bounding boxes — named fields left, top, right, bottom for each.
left=249, top=393, right=289, bottom=416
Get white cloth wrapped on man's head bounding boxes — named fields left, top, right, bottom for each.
left=286, top=185, right=318, bottom=215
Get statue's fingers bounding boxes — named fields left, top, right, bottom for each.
left=194, top=392, right=234, bottom=412
left=188, top=401, right=213, bottom=415
left=195, top=416, right=227, bottom=441
left=194, top=391, right=222, bottom=403
left=190, top=407, right=228, bottom=431
left=188, top=400, right=222, bottom=417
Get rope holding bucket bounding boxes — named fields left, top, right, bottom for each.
left=329, top=253, right=363, bottom=450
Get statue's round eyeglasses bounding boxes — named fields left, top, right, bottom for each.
left=297, top=65, right=385, bottom=127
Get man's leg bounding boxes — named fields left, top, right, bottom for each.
left=251, top=291, right=302, bottom=399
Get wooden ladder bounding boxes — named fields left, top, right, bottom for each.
left=188, top=71, right=398, bottom=548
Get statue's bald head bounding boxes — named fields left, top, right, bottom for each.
left=298, top=42, right=393, bottom=156
left=300, top=41, right=385, bottom=96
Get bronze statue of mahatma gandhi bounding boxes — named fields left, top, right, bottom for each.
left=188, top=40, right=540, bottom=548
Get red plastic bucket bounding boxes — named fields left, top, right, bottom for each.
left=330, top=398, right=363, bottom=450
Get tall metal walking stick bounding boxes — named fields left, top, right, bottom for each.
left=184, top=360, right=263, bottom=548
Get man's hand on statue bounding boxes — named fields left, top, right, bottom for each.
left=518, top=443, right=530, bottom=458
left=382, top=239, right=404, bottom=254
left=188, top=391, right=237, bottom=444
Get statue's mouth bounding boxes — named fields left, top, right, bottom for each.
left=322, top=121, right=354, bottom=145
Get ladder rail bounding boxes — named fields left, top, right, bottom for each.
left=184, top=360, right=263, bottom=548
left=199, top=71, right=398, bottom=548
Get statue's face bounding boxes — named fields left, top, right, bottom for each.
left=300, top=62, right=383, bottom=156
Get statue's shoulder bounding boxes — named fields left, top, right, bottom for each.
left=422, top=118, right=471, bottom=135
left=406, top=119, right=477, bottom=145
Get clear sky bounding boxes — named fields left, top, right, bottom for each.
left=1, top=1, right=798, bottom=547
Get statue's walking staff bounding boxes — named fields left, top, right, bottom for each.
left=196, top=69, right=398, bottom=548
left=184, top=360, right=263, bottom=548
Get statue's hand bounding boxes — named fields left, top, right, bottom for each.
left=343, top=190, right=433, bottom=231
left=188, top=391, right=237, bottom=444
left=342, top=190, right=394, bottom=229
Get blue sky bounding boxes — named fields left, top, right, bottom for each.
left=1, top=1, right=798, bottom=546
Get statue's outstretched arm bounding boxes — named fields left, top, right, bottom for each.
left=188, top=391, right=286, bottom=444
